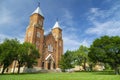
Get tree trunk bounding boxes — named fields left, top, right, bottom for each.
left=114, top=67, right=119, bottom=75
left=17, top=62, right=21, bottom=74
left=79, top=65, right=81, bottom=71
left=83, top=57, right=86, bottom=71
left=1, top=66, right=6, bottom=74
left=89, top=64, right=93, bottom=72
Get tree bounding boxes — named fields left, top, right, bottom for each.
left=88, top=36, right=120, bottom=74
left=23, top=42, right=39, bottom=68
left=16, top=42, right=40, bottom=73
left=59, top=50, right=74, bottom=72
left=74, top=45, right=89, bottom=71
left=0, top=39, right=39, bottom=74
left=0, top=39, right=19, bottom=74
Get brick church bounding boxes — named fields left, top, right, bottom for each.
left=25, top=5, right=63, bottom=70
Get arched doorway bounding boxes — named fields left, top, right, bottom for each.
left=48, top=59, right=52, bottom=70
left=45, top=54, right=55, bottom=70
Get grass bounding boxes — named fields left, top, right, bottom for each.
left=0, top=71, right=120, bottom=80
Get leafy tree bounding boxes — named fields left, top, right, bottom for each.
left=88, top=36, right=120, bottom=74
left=74, top=45, right=89, bottom=71
left=0, top=39, right=19, bottom=74
left=23, top=42, right=39, bottom=68
left=0, top=39, right=39, bottom=74
left=16, top=42, right=40, bottom=73
left=59, top=55, right=67, bottom=72
left=59, top=50, right=74, bottom=72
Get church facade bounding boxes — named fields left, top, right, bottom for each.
left=25, top=5, right=63, bottom=70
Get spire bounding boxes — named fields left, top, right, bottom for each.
left=53, top=19, right=61, bottom=29
left=32, top=2, right=44, bottom=17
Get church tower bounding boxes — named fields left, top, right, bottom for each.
left=25, top=3, right=63, bottom=70
left=25, top=4, right=44, bottom=67
left=52, top=21, right=63, bottom=68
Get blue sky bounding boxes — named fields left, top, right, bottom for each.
left=0, top=0, right=120, bottom=52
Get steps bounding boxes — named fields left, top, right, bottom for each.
left=39, top=69, right=61, bottom=73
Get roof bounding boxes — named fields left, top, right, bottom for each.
left=45, top=54, right=54, bottom=61
left=52, top=21, right=61, bottom=29
left=32, top=6, right=44, bottom=17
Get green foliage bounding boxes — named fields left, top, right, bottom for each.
left=0, top=39, right=20, bottom=74
left=0, top=39, right=40, bottom=74
left=17, top=42, right=40, bottom=73
left=59, top=46, right=89, bottom=72
left=74, top=45, right=89, bottom=71
left=88, top=35, right=120, bottom=74
left=22, top=42, right=39, bottom=68
left=0, top=44, right=2, bottom=65
left=59, top=50, right=74, bottom=71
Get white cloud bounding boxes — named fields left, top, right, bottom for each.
left=63, top=36, right=90, bottom=52
left=0, top=33, right=24, bottom=43
left=60, top=9, right=81, bottom=52
left=63, top=37, right=80, bottom=52
left=0, top=0, right=29, bottom=44
left=86, top=1, right=120, bottom=36
left=86, top=21, right=120, bottom=36
left=0, top=34, right=12, bottom=43
left=90, top=8, right=99, bottom=14
left=61, top=9, right=77, bottom=32
left=80, top=39, right=90, bottom=47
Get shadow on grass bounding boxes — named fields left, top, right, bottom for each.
left=0, top=71, right=117, bottom=75
left=91, top=71, right=115, bottom=75
left=75, top=70, right=116, bottom=75
left=0, top=71, right=46, bottom=75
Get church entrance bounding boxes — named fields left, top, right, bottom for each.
left=48, top=59, right=52, bottom=70
left=45, top=54, right=55, bottom=70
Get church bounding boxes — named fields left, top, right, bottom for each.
left=25, top=4, right=63, bottom=70
left=0, top=3, right=63, bottom=73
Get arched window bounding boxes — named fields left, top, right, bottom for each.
left=48, top=44, right=53, bottom=52
left=37, top=32, right=40, bottom=38
left=36, top=41, right=40, bottom=49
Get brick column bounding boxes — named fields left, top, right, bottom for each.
left=45, top=61, right=48, bottom=70
left=51, top=61, right=54, bottom=70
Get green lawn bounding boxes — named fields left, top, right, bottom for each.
left=0, top=71, right=120, bottom=80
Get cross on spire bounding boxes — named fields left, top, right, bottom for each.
left=38, top=1, right=40, bottom=7
left=32, top=1, right=44, bottom=17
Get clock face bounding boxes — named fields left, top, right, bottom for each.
left=37, top=32, right=40, bottom=38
